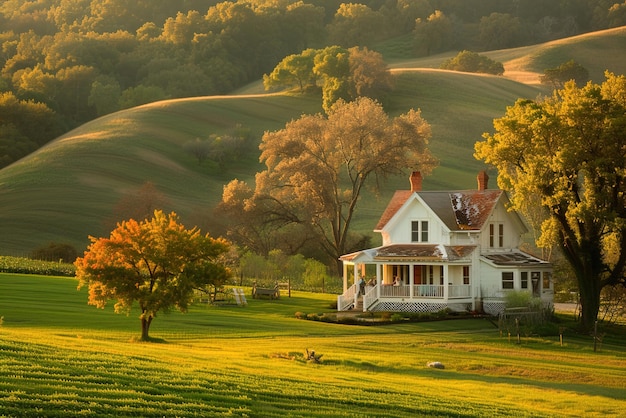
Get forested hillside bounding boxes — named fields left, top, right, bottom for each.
left=1, top=0, right=625, bottom=168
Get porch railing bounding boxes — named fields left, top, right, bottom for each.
left=449, top=284, right=471, bottom=298
left=363, top=286, right=378, bottom=311
left=337, top=283, right=357, bottom=311
left=378, top=284, right=471, bottom=299
left=338, top=284, right=472, bottom=311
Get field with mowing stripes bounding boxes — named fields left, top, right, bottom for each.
left=1, top=273, right=625, bottom=417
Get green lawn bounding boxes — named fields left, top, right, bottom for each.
left=1, top=273, right=625, bottom=417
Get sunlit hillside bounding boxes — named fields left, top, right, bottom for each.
left=0, top=27, right=625, bottom=257
left=390, top=26, right=626, bottom=86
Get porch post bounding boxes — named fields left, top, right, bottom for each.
left=353, top=263, right=360, bottom=306
left=376, top=263, right=382, bottom=298
left=409, top=264, right=415, bottom=299
left=343, top=262, right=348, bottom=292
left=443, top=264, right=449, bottom=301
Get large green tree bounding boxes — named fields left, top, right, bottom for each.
left=75, top=210, right=231, bottom=340
left=475, top=73, right=626, bottom=331
left=413, top=10, right=453, bottom=56
left=326, top=3, right=381, bottom=48
left=221, top=97, right=437, bottom=273
left=263, top=46, right=393, bottom=112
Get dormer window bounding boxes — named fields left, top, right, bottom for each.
left=411, top=220, right=429, bottom=242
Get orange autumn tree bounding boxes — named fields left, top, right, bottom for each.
left=75, top=210, right=230, bottom=340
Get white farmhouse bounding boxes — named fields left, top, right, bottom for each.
left=337, top=171, right=553, bottom=315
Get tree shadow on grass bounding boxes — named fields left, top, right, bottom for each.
left=129, top=335, right=168, bottom=344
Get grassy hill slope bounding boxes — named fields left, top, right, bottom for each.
left=389, top=26, right=626, bottom=85
left=0, top=27, right=625, bottom=256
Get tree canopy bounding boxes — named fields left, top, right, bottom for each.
left=219, top=97, right=437, bottom=273
left=75, top=210, right=231, bottom=340
left=263, top=46, right=393, bottom=112
left=440, top=50, right=504, bottom=75
left=540, top=59, right=590, bottom=88
left=475, top=72, right=626, bottom=331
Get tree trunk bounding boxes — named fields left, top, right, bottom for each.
left=575, top=257, right=602, bottom=333
left=578, top=275, right=601, bottom=332
left=141, top=314, right=153, bottom=341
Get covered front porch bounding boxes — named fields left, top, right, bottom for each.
left=338, top=244, right=477, bottom=313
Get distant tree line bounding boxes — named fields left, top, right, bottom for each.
left=0, top=0, right=624, bottom=168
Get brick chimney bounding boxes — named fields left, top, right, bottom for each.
left=410, top=171, right=422, bottom=192
left=477, top=170, right=489, bottom=191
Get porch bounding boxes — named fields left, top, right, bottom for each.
left=338, top=281, right=473, bottom=312
left=338, top=244, right=478, bottom=313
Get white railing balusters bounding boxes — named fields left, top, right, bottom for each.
left=338, top=284, right=472, bottom=310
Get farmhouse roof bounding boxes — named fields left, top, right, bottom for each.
left=375, top=171, right=503, bottom=232
left=339, top=244, right=477, bottom=262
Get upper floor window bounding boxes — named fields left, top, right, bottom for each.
left=411, top=220, right=429, bottom=242
left=490, top=223, right=504, bottom=247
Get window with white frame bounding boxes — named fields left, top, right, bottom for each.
left=489, top=223, right=503, bottom=248
left=463, top=266, right=470, bottom=285
left=411, top=220, right=429, bottom=242
left=543, top=272, right=552, bottom=289
left=521, top=272, right=528, bottom=289
left=502, top=272, right=514, bottom=289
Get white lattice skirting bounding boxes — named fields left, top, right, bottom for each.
left=483, top=301, right=506, bottom=316
left=370, top=301, right=471, bottom=313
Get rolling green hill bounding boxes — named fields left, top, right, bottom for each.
left=0, top=27, right=625, bottom=257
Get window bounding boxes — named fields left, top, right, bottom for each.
left=521, top=272, right=528, bottom=289
left=411, top=220, right=429, bottom=242
left=421, top=221, right=429, bottom=242
left=502, top=272, right=514, bottom=289
left=489, top=223, right=504, bottom=247
left=463, top=266, right=470, bottom=285
left=543, top=272, right=552, bottom=289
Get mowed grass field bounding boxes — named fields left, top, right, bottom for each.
left=1, top=273, right=625, bottom=417
left=1, top=27, right=625, bottom=256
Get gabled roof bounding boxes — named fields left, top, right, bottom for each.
left=375, top=189, right=504, bottom=232
left=375, top=190, right=413, bottom=231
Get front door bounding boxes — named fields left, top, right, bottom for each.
left=414, top=265, right=422, bottom=284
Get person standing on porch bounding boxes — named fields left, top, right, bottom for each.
left=358, top=278, right=366, bottom=296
